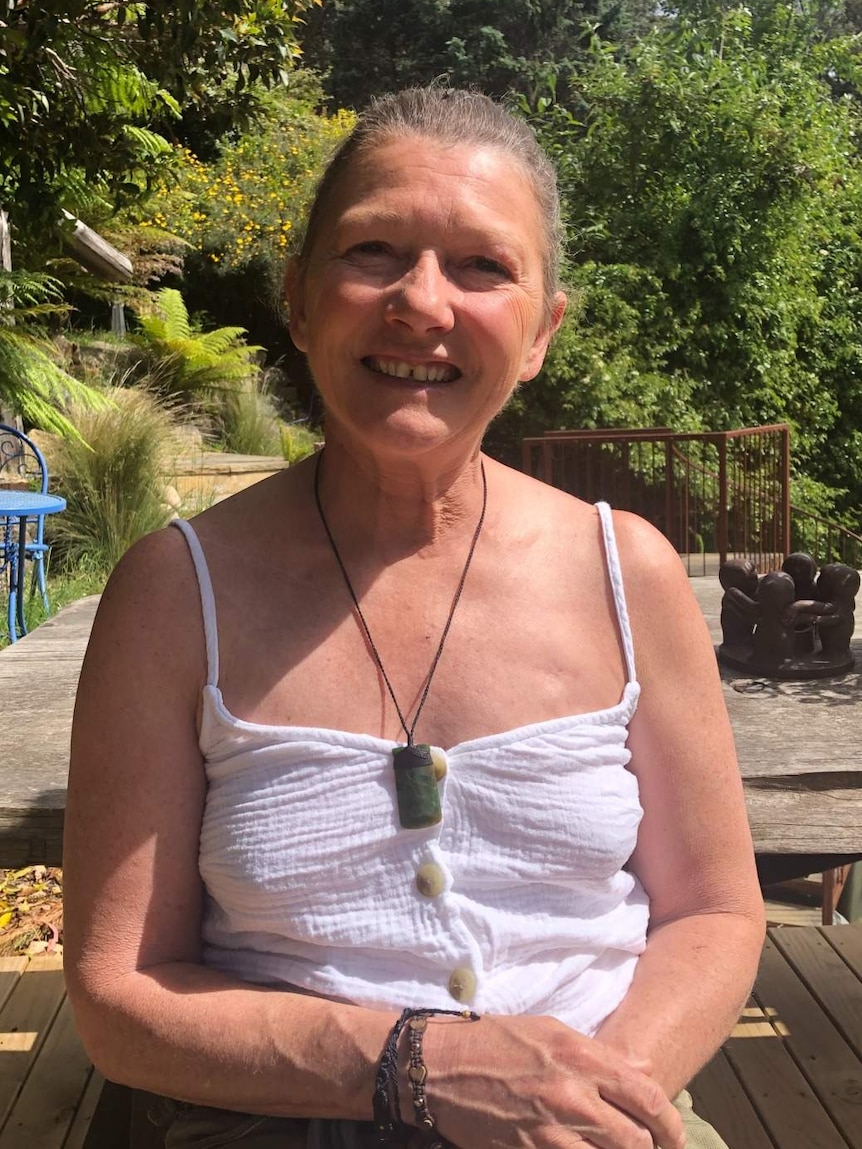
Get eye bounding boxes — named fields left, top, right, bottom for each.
left=345, top=241, right=391, bottom=259
left=465, top=255, right=511, bottom=279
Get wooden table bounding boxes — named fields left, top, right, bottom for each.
left=0, top=597, right=98, bottom=867
left=690, top=578, right=862, bottom=860
left=0, top=582, right=860, bottom=867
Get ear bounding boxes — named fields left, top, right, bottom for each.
left=285, top=258, right=308, bottom=352
left=519, top=291, right=567, bottom=382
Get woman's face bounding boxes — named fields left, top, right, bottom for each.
left=288, top=135, right=566, bottom=463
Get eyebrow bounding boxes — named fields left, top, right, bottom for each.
left=335, top=208, right=525, bottom=254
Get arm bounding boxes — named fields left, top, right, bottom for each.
left=64, top=525, right=684, bottom=1149
left=724, top=586, right=759, bottom=617
left=594, top=514, right=765, bottom=1097
left=63, top=527, right=396, bottom=1115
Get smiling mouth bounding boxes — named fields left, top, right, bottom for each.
left=363, top=356, right=461, bottom=383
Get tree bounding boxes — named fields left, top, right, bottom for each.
left=300, top=0, right=658, bottom=110
left=492, top=3, right=862, bottom=519
left=0, top=2, right=316, bottom=253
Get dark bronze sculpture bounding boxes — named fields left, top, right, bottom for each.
left=718, top=554, right=857, bottom=678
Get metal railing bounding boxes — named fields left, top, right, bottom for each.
left=522, top=426, right=792, bottom=574
left=790, top=506, right=862, bottom=568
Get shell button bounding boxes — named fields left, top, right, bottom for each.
left=448, top=966, right=477, bottom=1004
left=416, top=862, right=446, bottom=898
left=430, top=748, right=448, bottom=781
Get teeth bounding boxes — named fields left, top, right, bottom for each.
left=368, top=357, right=458, bottom=383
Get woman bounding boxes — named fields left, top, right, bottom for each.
left=64, top=89, right=765, bottom=1149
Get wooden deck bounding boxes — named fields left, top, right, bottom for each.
left=0, top=926, right=858, bottom=1149
left=0, top=954, right=101, bottom=1148
left=691, top=925, right=862, bottom=1149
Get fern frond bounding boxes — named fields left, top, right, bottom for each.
left=121, top=124, right=172, bottom=158
left=197, top=328, right=256, bottom=355
left=0, top=329, right=112, bottom=439
left=150, top=288, right=192, bottom=340
left=0, top=270, right=66, bottom=310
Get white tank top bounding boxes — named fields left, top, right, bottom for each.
left=173, top=503, right=649, bottom=1035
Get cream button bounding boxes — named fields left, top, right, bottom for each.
left=430, top=748, right=448, bottom=781
left=448, top=966, right=477, bottom=1003
left=416, top=862, right=446, bottom=898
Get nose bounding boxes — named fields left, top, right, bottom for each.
left=386, top=251, right=455, bottom=334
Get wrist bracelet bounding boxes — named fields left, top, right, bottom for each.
left=373, top=1007, right=480, bottom=1144
left=407, top=1015, right=434, bottom=1129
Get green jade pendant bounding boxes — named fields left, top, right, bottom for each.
left=392, top=743, right=442, bottom=829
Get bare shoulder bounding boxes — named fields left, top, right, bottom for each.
left=610, top=509, right=691, bottom=585
left=82, top=522, right=205, bottom=700
left=486, top=456, right=599, bottom=532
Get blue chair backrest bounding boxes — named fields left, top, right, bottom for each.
left=0, top=425, right=49, bottom=494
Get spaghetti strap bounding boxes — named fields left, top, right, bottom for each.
left=170, top=518, right=220, bottom=687
left=595, top=502, right=637, bottom=684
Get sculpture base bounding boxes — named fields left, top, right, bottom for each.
left=717, top=643, right=855, bottom=680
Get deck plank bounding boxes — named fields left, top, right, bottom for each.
left=721, top=997, right=849, bottom=1149
left=771, top=928, right=862, bottom=1059
left=61, top=1070, right=105, bottom=1149
left=0, top=954, right=65, bottom=1132
left=822, top=923, right=862, bottom=978
left=690, top=1048, right=777, bottom=1149
left=0, top=996, right=93, bottom=1148
left=752, top=937, right=862, bottom=1149
left=0, top=961, right=25, bottom=1017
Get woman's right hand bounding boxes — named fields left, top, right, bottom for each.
left=418, top=1013, right=685, bottom=1149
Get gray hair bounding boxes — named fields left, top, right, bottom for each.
left=296, top=88, right=563, bottom=320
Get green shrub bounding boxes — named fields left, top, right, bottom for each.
left=47, top=388, right=179, bottom=575
left=136, top=82, right=354, bottom=276
left=219, top=375, right=282, bottom=455
left=279, top=421, right=320, bottom=465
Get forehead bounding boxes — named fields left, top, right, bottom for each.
left=321, top=136, right=543, bottom=247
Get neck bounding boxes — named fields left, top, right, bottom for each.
left=311, top=432, right=488, bottom=559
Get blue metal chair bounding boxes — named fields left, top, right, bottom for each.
left=0, top=424, right=51, bottom=615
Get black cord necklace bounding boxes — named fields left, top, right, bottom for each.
left=314, top=450, right=488, bottom=830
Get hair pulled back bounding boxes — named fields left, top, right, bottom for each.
left=296, top=88, right=563, bottom=320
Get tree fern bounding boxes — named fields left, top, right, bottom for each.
left=133, top=287, right=263, bottom=404
left=0, top=270, right=111, bottom=437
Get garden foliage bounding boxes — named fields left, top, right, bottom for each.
left=46, top=387, right=179, bottom=574
left=0, top=271, right=110, bottom=436
left=0, top=1, right=317, bottom=255
left=485, top=2, right=862, bottom=520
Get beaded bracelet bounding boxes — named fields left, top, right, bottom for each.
left=407, top=1015, right=434, bottom=1129
left=373, top=1007, right=480, bottom=1144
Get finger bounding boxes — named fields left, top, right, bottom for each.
left=564, top=1101, right=655, bottom=1149
left=597, top=1076, right=685, bottom=1149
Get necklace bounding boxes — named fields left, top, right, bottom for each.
left=314, top=450, right=488, bottom=829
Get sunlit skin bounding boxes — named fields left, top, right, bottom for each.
left=288, top=137, right=566, bottom=484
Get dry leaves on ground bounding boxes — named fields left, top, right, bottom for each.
left=0, top=866, right=63, bottom=956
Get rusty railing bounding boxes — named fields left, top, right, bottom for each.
left=789, top=506, right=862, bottom=568
left=522, top=426, right=791, bottom=574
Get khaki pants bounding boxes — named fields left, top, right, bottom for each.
left=151, top=1090, right=728, bottom=1148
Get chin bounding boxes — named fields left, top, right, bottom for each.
left=332, top=410, right=474, bottom=460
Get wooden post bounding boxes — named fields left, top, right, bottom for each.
left=0, top=208, right=21, bottom=429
